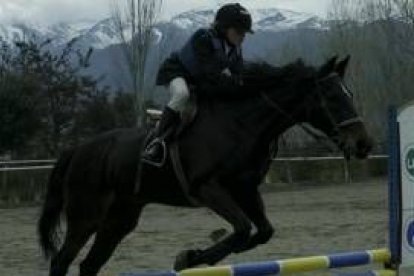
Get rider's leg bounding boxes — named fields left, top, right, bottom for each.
left=167, top=77, right=191, bottom=113
left=142, top=77, right=189, bottom=166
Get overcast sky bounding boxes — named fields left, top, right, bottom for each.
left=0, top=0, right=333, bottom=26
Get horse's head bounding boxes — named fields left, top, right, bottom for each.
left=244, top=57, right=372, bottom=159
left=303, top=55, right=373, bottom=159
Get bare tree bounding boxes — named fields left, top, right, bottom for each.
left=111, top=0, right=162, bottom=127
left=390, top=0, right=414, bottom=57
left=328, top=0, right=414, bottom=57
left=324, top=0, right=414, bottom=148
left=147, top=22, right=181, bottom=108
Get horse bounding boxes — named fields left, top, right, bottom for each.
left=38, top=55, right=373, bottom=276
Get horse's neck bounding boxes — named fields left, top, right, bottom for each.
left=221, top=93, right=296, bottom=146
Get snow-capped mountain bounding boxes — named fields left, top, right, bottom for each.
left=0, top=19, right=119, bottom=49
left=171, top=8, right=327, bottom=32
left=0, top=8, right=327, bottom=50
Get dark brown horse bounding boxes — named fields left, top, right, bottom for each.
left=38, top=56, right=373, bottom=276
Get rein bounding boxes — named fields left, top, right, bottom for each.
left=261, top=73, right=362, bottom=152
left=262, top=92, right=337, bottom=151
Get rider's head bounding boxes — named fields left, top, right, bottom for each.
left=214, top=3, right=254, bottom=46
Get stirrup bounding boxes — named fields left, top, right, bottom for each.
left=141, top=138, right=168, bottom=168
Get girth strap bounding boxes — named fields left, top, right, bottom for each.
left=169, top=141, right=202, bottom=206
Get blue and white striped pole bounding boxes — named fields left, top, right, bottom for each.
left=122, top=248, right=391, bottom=276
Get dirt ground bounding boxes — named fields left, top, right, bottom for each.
left=0, top=178, right=389, bottom=275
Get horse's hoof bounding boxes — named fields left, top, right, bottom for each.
left=173, top=249, right=201, bottom=271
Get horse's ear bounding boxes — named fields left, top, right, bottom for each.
left=335, top=55, right=351, bottom=78
left=319, top=55, right=338, bottom=77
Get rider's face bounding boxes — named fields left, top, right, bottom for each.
left=226, top=28, right=246, bottom=46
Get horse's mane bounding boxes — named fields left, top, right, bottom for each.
left=242, top=59, right=316, bottom=89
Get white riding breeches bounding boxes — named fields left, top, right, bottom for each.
left=167, top=77, right=190, bottom=112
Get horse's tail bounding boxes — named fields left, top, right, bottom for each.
left=38, top=149, right=74, bottom=259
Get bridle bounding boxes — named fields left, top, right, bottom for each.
left=261, top=72, right=362, bottom=150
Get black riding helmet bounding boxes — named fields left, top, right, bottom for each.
left=214, top=3, right=254, bottom=34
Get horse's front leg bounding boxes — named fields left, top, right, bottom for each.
left=174, top=180, right=252, bottom=270
left=230, top=178, right=274, bottom=253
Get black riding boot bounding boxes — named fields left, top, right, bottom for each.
left=142, top=107, right=180, bottom=167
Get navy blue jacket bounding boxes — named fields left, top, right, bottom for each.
left=156, top=28, right=244, bottom=98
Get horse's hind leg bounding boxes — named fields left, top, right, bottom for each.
left=49, top=190, right=112, bottom=276
left=49, top=218, right=96, bottom=276
left=79, top=197, right=143, bottom=276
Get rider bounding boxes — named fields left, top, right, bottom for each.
left=142, top=3, right=254, bottom=166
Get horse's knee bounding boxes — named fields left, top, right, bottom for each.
left=257, top=225, right=274, bottom=244
left=231, top=221, right=252, bottom=253
left=234, top=221, right=252, bottom=243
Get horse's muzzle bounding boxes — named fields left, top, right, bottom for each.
left=337, top=121, right=374, bottom=159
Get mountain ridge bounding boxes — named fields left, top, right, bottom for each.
left=0, top=7, right=327, bottom=50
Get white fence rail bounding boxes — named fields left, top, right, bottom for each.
left=273, top=154, right=387, bottom=162
left=0, top=159, right=55, bottom=172
left=0, top=165, right=54, bottom=172
left=0, top=159, right=55, bottom=165
left=0, top=155, right=388, bottom=172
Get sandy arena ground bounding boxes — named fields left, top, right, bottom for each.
left=0, top=178, right=389, bottom=275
